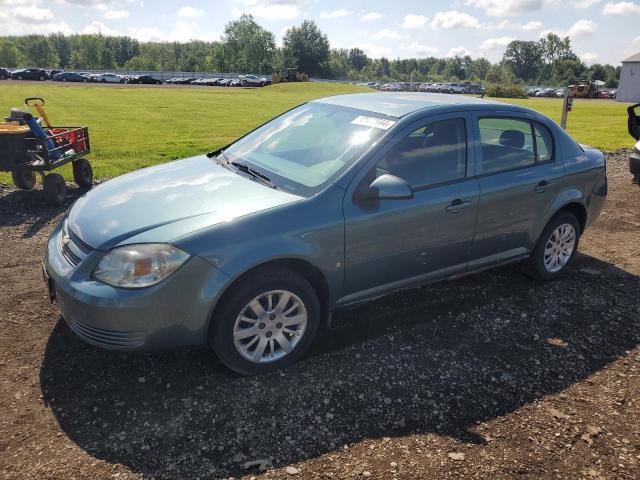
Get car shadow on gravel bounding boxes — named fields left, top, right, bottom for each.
left=39, top=254, right=640, bottom=479
left=0, top=183, right=89, bottom=238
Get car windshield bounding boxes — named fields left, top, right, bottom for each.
left=223, top=102, right=395, bottom=196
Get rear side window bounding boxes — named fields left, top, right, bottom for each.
left=376, top=118, right=467, bottom=188
left=534, top=122, right=554, bottom=162
left=478, top=117, right=535, bottom=174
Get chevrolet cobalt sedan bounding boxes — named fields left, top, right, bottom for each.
left=44, top=93, right=607, bottom=375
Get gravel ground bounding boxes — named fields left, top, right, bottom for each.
left=0, top=151, right=639, bottom=480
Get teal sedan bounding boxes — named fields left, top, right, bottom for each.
left=43, top=93, right=607, bottom=375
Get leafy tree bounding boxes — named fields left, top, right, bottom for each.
left=0, top=40, right=19, bottom=67
left=348, top=48, right=368, bottom=71
left=502, top=40, right=543, bottom=81
left=223, top=14, right=275, bottom=73
left=282, top=20, right=330, bottom=76
left=539, top=33, right=576, bottom=65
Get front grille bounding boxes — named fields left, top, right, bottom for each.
left=60, top=222, right=92, bottom=267
left=67, top=318, right=146, bottom=348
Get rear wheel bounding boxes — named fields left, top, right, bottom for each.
left=210, top=267, right=320, bottom=375
left=72, top=158, right=93, bottom=188
left=524, top=212, right=580, bottom=281
left=42, top=173, right=66, bottom=206
left=12, top=168, right=36, bottom=190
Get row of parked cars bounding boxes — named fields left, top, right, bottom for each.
left=358, top=81, right=485, bottom=95
left=0, top=68, right=272, bottom=87
left=527, top=87, right=618, bottom=99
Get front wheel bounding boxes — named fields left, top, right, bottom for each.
left=210, top=267, right=320, bottom=375
left=72, top=158, right=93, bottom=188
left=524, top=212, right=580, bottom=281
left=12, top=168, right=36, bottom=190
left=43, top=173, right=66, bottom=206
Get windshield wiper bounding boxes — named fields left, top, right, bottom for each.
left=230, top=161, right=277, bottom=189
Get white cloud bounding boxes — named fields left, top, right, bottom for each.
left=479, top=36, right=514, bottom=50
left=358, top=42, right=393, bottom=58
left=231, top=0, right=300, bottom=21
left=14, top=5, right=54, bottom=22
left=602, top=1, right=640, bottom=14
left=104, top=9, right=129, bottom=20
left=579, top=51, right=599, bottom=63
left=465, top=0, right=546, bottom=16
left=567, top=19, right=598, bottom=37
left=81, top=20, right=123, bottom=36
left=571, top=0, right=601, bottom=8
left=177, top=6, right=206, bottom=17
left=447, top=46, right=472, bottom=57
left=400, top=42, right=438, bottom=56
left=431, top=11, right=481, bottom=29
left=402, top=13, right=429, bottom=29
left=372, top=28, right=408, bottom=40
left=320, top=9, right=353, bottom=18
left=496, top=19, right=543, bottom=30
left=361, top=11, right=382, bottom=21
left=522, top=20, right=544, bottom=30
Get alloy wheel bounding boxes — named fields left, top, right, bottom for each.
left=543, top=223, right=576, bottom=273
left=233, top=290, right=307, bottom=363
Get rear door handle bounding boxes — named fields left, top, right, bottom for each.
left=534, top=180, right=554, bottom=193
left=446, top=198, right=472, bottom=214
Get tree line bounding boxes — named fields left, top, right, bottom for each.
left=0, top=14, right=620, bottom=87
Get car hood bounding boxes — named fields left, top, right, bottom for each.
left=67, top=155, right=302, bottom=250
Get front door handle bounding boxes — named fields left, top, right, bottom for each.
left=534, top=180, right=554, bottom=193
left=446, top=198, right=472, bottom=214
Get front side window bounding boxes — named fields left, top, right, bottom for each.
left=224, top=103, right=394, bottom=195
left=478, top=117, right=536, bottom=174
left=375, top=118, right=467, bottom=188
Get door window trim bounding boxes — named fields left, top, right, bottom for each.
left=473, top=114, right=556, bottom=178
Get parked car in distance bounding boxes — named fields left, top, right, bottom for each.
left=53, top=71, right=89, bottom=82
left=11, top=68, right=47, bottom=80
left=167, top=77, right=197, bottom=85
left=0, top=68, right=9, bottom=80
left=44, top=92, right=607, bottom=375
left=130, top=75, right=163, bottom=85
left=91, top=73, right=124, bottom=83
left=239, top=74, right=269, bottom=86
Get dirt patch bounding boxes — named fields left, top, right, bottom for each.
left=1, top=152, right=639, bottom=479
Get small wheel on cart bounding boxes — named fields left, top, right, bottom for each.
left=43, top=173, right=66, bottom=206
left=12, top=168, right=37, bottom=190
left=72, top=158, right=93, bottom=188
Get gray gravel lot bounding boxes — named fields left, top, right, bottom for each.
left=0, top=151, right=639, bottom=479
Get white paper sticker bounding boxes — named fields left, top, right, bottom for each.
left=351, top=115, right=396, bottom=130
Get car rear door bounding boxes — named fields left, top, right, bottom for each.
left=468, top=113, right=564, bottom=269
left=341, top=113, right=480, bottom=303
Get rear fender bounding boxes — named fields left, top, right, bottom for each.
left=534, top=189, right=586, bottom=244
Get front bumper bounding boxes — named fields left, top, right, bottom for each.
left=43, top=220, right=230, bottom=351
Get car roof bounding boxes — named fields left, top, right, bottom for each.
left=313, top=92, right=523, bottom=119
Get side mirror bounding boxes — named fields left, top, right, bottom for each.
left=628, top=103, right=640, bottom=141
left=356, top=174, right=413, bottom=202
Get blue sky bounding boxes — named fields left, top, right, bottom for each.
left=1, top=0, right=640, bottom=64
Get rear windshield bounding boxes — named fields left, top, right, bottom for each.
left=224, top=103, right=396, bottom=196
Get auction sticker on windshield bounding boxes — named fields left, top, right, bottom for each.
left=351, top=116, right=397, bottom=130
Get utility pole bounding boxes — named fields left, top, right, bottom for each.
left=560, top=87, right=574, bottom=130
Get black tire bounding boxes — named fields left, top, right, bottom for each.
left=101, top=79, right=106, bottom=83
left=83, top=78, right=87, bottom=82
left=12, top=168, right=36, bottom=190
left=17, top=75, right=23, bottom=80
left=39, top=76, right=45, bottom=81
left=42, top=173, right=66, bottom=206
left=210, top=266, right=321, bottom=375
left=72, top=158, right=93, bottom=188
left=523, top=211, right=580, bottom=281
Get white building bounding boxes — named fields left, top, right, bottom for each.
left=618, top=52, right=640, bottom=102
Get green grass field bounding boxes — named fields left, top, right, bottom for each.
left=0, top=83, right=632, bottom=184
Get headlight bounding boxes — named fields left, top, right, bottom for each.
left=93, top=243, right=190, bottom=288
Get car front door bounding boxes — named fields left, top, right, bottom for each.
left=341, top=114, right=480, bottom=304
left=469, top=114, right=564, bottom=269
